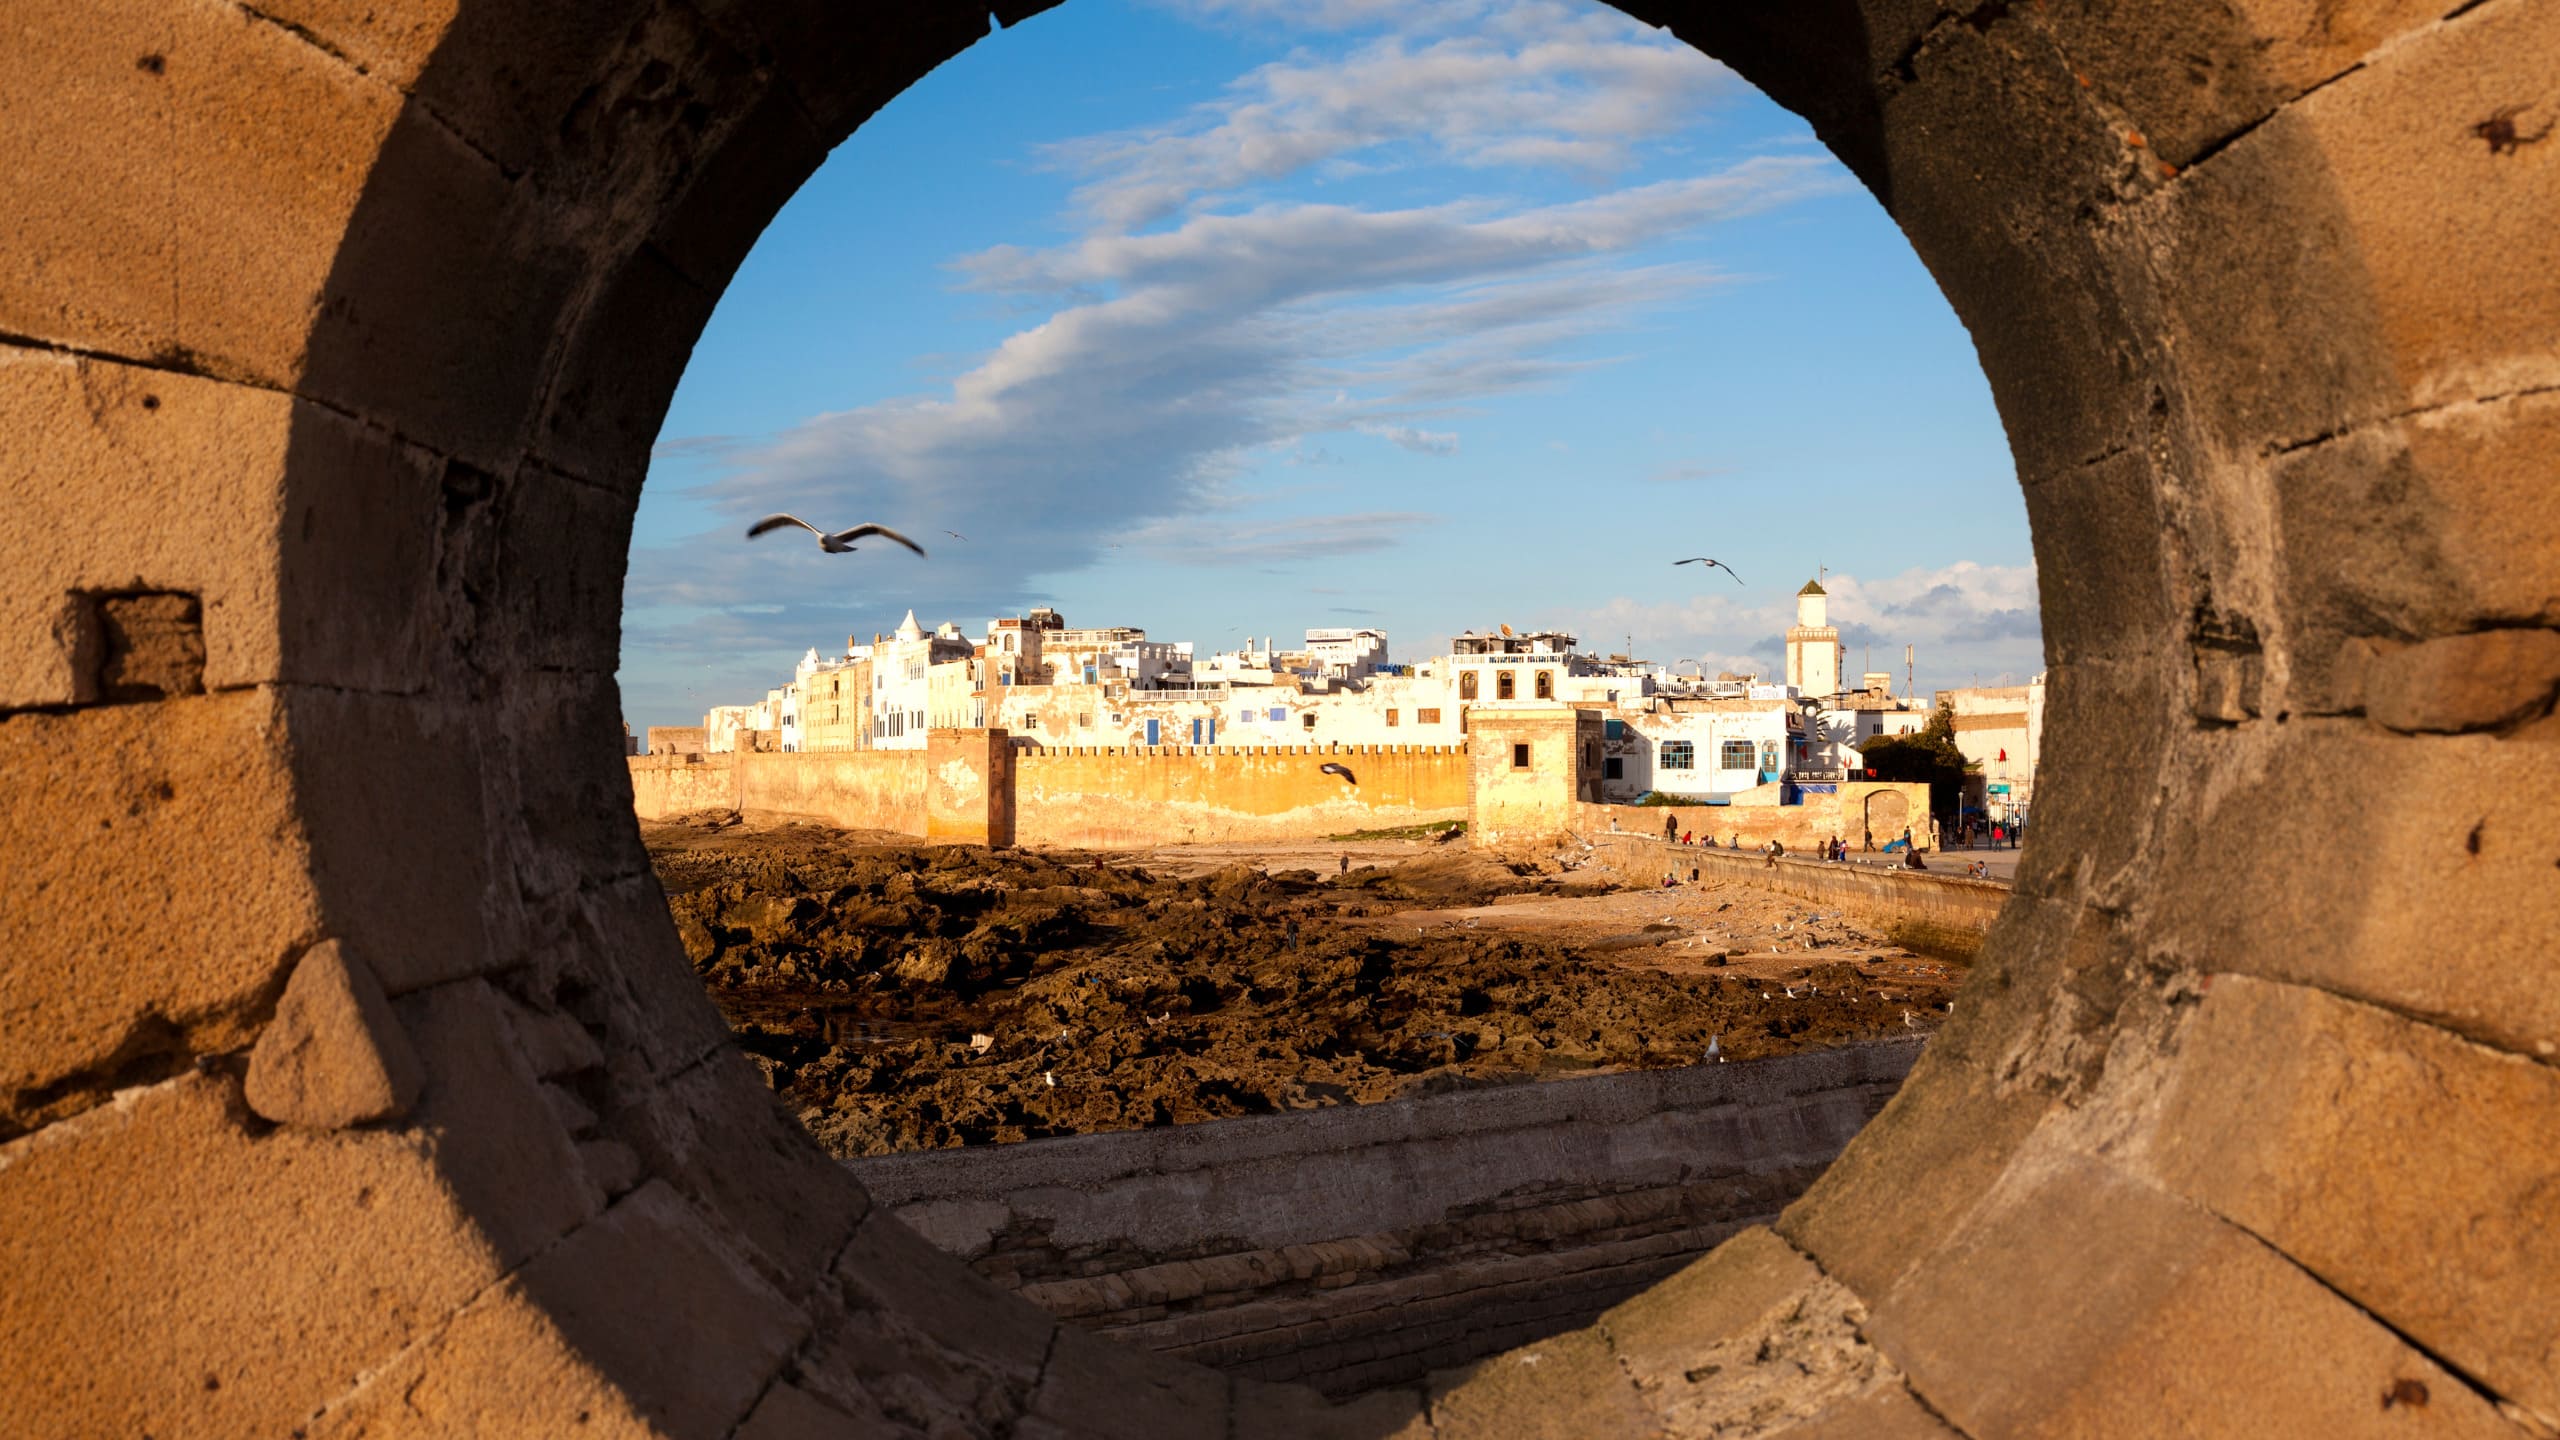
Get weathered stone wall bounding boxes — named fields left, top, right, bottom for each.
left=1580, top=782, right=1932, bottom=853
left=733, top=746, right=929, bottom=836
left=851, top=1042, right=1919, bottom=1397
left=627, top=750, right=738, bottom=819
left=9, top=0, right=2558, bottom=1434
left=1582, top=833, right=2008, bottom=958
left=1465, top=705, right=1600, bottom=850
left=1012, top=743, right=1468, bottom=847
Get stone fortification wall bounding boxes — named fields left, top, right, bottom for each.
left=849, top=1041, right=1919, bottom=1397
left=1581, top=832, right=2006, bottom=956
left=627, top=751, right=738, bottom=819
left=1580, top=782, right=1930, bottom=854
left=735, top=747, right=928, bottom=836
left=1012, top=743, right=1467, bottom=848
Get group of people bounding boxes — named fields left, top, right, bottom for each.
left=1958, top=816, right=2022, bottom=849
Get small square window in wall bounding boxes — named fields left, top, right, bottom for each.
left=1604, top=757, right=1624, bottom=780
left=1302, top=714, right=1317, bottom=730
left=1512, top=742, right=1530, bottom=768
left=1417, top=708, right=1441, bottom=724
left=1386, top=709, right=1399, bottom=726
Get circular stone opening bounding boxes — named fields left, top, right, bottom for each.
left=7, top=1, right=2556, bottom=1435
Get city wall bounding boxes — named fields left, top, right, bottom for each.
left=1012, top=744, right=1467, bottom=847
left=627, top=736, right=1467, bottom=846
left=627, top=751, right=742, bottom=820
left=1577, top=780, right=1930, bottom=853
left=849, top=1040, right=1920, bottom=1397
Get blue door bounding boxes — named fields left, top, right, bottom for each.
left=1145, top=718, right=1161, bottom=746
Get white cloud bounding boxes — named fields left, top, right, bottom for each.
left=1371, top=425, right=1459, bottom=454
left=1058, top=0, right=1735, bottom=229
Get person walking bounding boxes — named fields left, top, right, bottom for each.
left=1664, top=811, right=1679, bottom=844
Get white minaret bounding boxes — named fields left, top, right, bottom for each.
left=1784, top=579, right=1844, bottom=698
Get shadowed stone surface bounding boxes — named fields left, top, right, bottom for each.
left=245, top=940, right=423, bottom=1129
left=5, top=0, right=2557, bottom=1435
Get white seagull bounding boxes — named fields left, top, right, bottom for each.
left=745, top=515, right=927, bottom=556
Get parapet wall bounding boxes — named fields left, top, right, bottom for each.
left=1013, top=743, right=1467, bottom=847
left=628, top=740, right=1468, bottom=847
left=628, top=751, right=740, bottom=819
left=737, top=748, right=928, bottom=836
left=850, top=1040, right=1920, bottom=1396
left=1578, top=782, right=1930, bottom=854
left=1582, top=832, right=2007, bottom=955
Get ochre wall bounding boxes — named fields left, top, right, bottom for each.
left=1581, top=782, right=1932, bottom=853
left=627, top=752, right=738, bottom=819
left=1466, top=705, right=1599, bottom=850
left=733, top=748, right=927, bottom=836
left=1013, top=744, right=1468, bottom=848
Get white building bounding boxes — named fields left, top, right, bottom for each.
left=1784, top=580, right=1845, bottom=699
left=1302, top=627, right=1390, bottom=680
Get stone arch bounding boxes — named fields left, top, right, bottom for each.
left=6, top=1, right=2557, bottom=1435
left=1864, top=789, right=1909, bottom=846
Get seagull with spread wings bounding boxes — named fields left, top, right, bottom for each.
left=745, top=515, right=927, bottom=557
left=1675, top=557, right=1743, bottom=584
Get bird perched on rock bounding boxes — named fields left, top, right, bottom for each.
left=746, top=515, right=926, bottom=556
left=1674, top=557, right=1744, bottom=584
left=1319, top=762, right=1356, bottom=784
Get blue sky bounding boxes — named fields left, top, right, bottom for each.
left=622, top=0, right=2036, bottom=731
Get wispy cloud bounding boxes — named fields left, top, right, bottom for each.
left=1057, top=0, right=1736, bottom=229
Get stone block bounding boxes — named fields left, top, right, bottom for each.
left=2022, top=451, right=2174, bottom=669
left=2141, top=721, right=2560, bottom=1059
left=734, top=1380, right=889, bottom=1440
left=615, top=1043, right=867, bottom=1284
left=687, top=0, right=992, bottom=140
left=834, top=1210, right=1056, bottom=1397
left=1021, top=1324, right=1230, bottom=1440
left=295, top=108, right=583, bottom=469
left=2360, top=629, right=2560, bottom=734
left=1785, top=1383, right=1963, bottom=1438
left=246, top=939, right=423, bottom=1129
left=532, top=243, right=718, bottom=488
left=1778, top=1038, right=2055, bottom=1302
left=0, top=353, right=279, bottom=706
left=2273, top=389, right=2560, bottom=700
left=483, top=468, right=632, bottom=675
left=2288, top=1, right=2560, bottom=418
left=394, top=979, right=602, bottom=1267
left=0, top=0, right=398, bottom=385
left=0, top=1071, right=503, bottom=1438
left=1864, top=1151, right=2516, bottom=1438
left=2143, top=975, right=2560, bottom=1421
left=648, top=81, right=831, bottom=293
left=1427, top=1324, right=1653, bottom=1440
left=312, top=1181, right=806, bottom=1439
left=288, top=687, right=501, bottom=993
left=93, top=593, right=205, bottom=700
left=1233, top=1378, right=1429, bottom=1440
left=0, top=691, right=320, bottom=1136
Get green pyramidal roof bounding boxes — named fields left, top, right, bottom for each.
left=1799, top=579, right=1827, bottom=596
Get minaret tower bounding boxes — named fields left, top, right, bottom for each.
left=1784, top=578, right=1844, bottom=698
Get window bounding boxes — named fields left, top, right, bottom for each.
left=1496, top=671, right=1516, bottom=700
left=1534, top=670, right=1554, bottom=700
left=1078, top=713, right=1093, bottom=729
left=1512, top=742, right=1530, bottom=768
left=1302, top=713, right=1316, bottom=730
left=1417, top=708, right=1441, bottom=724
left=1605, top=757, right=1624, bottom=780
left=1721, top=740, right=1756, bottom=771
left=1268, top=707, right=1285, bottom=722
left=1660, top=740, right=1696, bottom=770
left=1460, top=672, right=1479, bottom=700
left=1385, top=709, right=1399, bottom=727
left=1603, top=718, right=1624, bottom=740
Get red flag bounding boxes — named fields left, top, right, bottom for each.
left=1997, top=748, right=2007, bottom=761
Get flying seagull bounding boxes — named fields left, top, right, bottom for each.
left=745, top=515, right=926, bottom=556
left=1319, top=762, right=1357, bottom=784
left=943, top=529, right=969, bottom=541
left=1675, top=557, right=1744, bottom=584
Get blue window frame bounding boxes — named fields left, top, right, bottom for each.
left=1660, top=740, right=1696, bottom=770
left=1721, top=740, right=1757, bottom=771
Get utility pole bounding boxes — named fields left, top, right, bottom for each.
left=1905, top=643, right=1915, bottom=702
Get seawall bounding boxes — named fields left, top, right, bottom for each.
left=1012, top=744, right=1467, bottom=847
left=846, top=1039, right=1921, bottom=1396
left=1581, top=831, right=2008, bottom=956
